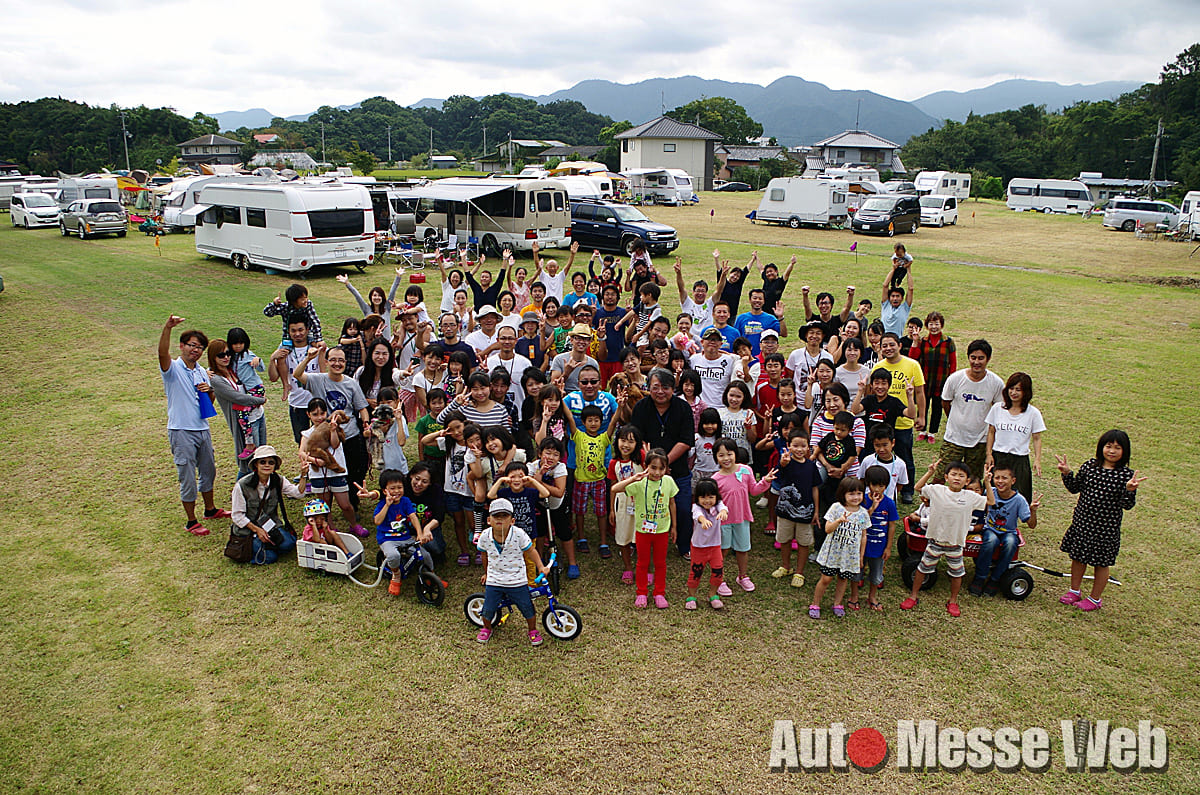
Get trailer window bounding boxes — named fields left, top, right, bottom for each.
left=247, top=208, right=267, bottom=228
left=1040, top=188, right=1066, bottom=198
left=308, top=209, right=363, bottom=238
left=475, top=190, right=523, bottom=219
left=1010, top=186, right=1032, bottom=196
left=1064, top=189, right=1085, bottom=200
left=219, top=206, right=241, bottom=225
left=769, top=189, right=785, bottom=202
left=84, top=188, right=110, bottom=199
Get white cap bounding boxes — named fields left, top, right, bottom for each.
left=760, top=329, right=779, bottom=340
left=477, top=305, right=501, bottom=319
left=488, top=498, right=514, bottom=516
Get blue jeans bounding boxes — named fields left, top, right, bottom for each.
left=893, top=428, right=914, bottom=499
left=482, top=583, right=535, bottom=622
left=251, top=528, right=296, bottom=565
left=975, top=529, right=1019, bottom=582
left=673, top=472, right=693, bottom=555
left=237, top=415, right=269, bottom=478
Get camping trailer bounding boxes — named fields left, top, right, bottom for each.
left=914, top=171, right=971, bottom=200
left=161, top=175, right=270, bottom=231
left=549, top=174, right=614, bottom=201
left=1005, top=178, right=1094, bottom=213
left=54, top=177, right=119, bottom=209
left=1177, top=190, right=1200, bottom=239
left=622, top=168, right=695, bottom=205
left=752, top=178, right=849, bottom=228
left=195, top=182, right=375, bottom=272
left=390, top=177, right=572, bottom=256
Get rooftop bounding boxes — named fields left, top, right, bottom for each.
left=614, top=116, right=722, bottom=141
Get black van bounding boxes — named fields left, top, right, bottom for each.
left=851, top=194, right=921, bottom=236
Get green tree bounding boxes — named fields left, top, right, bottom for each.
left=349, top=150, right=377, bottom=175
left=666, top=97, right=762, bottom=144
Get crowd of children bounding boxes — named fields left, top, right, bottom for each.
left=179, top=241, right=1144, bottom=647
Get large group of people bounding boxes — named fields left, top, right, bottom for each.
left=159, top=240, right=1144, bottom=643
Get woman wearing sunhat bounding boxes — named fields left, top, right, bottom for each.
left=230, top=446, right=308, bottom=565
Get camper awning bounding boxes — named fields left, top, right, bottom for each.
left=163, top=191, right=183, bottom=202
left=413, top=183, right=512, bottom=203
left=181, top=204, right=210, bottom=223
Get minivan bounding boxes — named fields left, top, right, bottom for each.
left=1102, top=197, right=1180, bottom=232
left=851, top=195, right=921, bottom=236
left=10, top=192, right=61, bottom=228
left=919, top=195, right=958, bottom=227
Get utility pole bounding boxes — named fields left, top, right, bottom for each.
left=507, top=132, right=512, bottom=173
left=482, top=124, right=487, bottom=160
left=320, top=121, right=326, bottom=165
left=1147, top=117, right=1163, bottom=198
left=117, top=109, right=130, bottom=171
left=386, top=125, right=392, bottom=164
left=429, top=126, right=433, bottom=159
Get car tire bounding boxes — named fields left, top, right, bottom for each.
left=622, top=236, right=640, bottom=255
left=60, top=223, right=69, bottom=237
left=937, top=218, right=944, bottom=228
left=78, top=225, right=87, bottom=240
left=788, top=216, right=801, bottom=229
left=117, top=231, right=126, bottom=238
left=1121, top=219, right=1136, bottom=232
left=951, top=216, right=957, bottom=225
left=910, top=221, right=919, bottom=234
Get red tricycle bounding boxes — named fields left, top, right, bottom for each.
left=897, top=515, right=1034, bottom=600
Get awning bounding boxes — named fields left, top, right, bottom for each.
left=411, top=183, right=512, bottom=202
left=181, top=204, right=210, bottom=223
left=621, top=168, right=669, bottom=177
left=163, top=191, right=182, bottom=201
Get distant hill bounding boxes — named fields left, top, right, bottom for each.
left=912, top=79, right=1143, bottom=122
left=214, top=108, right=276, bottom=130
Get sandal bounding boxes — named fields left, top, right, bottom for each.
left=621, top=570, right=634, bottom=585
left=808, top=605, right=820, bottom=619
left=869, top=600, right=884, bottom=612
left=847, top=601, right=860, bottom=611
left=709, top=596, right=724, bottom=609
left=833, top=605, right=846, bottom=618
left=599, top=544, right=612, bottom=559
left=457, top=553, right=470, bottom=567
left=685, top=597, right=698, bottom=610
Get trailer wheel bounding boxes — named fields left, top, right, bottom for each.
left=1000, top=568, right=1034, bottom=601
left=424, top=229, right=440, bottom=248
left=788, top=216, right=801, bottom=229
left=1041, top=206, right=1053, bottom=214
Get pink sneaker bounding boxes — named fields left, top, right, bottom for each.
left=1059, top=591, right=1082, bottom=605
left=709, top=597, right=724, bottom=610
left=773, top=541, right=782, bottom=550
left=350, top=524, right=369, bottom=538
left=1077, top=597, right=1102, bottom=612
left=621, top=570, right=634, bottom=585
left=237, top=445, right=256, bottom=460
left=653, top=595, right=669, bottom=609
left=717, top=582, right=733, bottom=597
left=633, top=595, right=648, bottom=608
left=475, top=628, right=492, bottom=644
left=736, top=575, right=755, bottom=592
left=791, top=540, right=799, bottom=551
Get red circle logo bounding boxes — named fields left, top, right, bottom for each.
left=847, top=727, right=889, bottom=772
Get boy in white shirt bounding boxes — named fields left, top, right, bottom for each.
left=475, top=498, right=550, bottom=646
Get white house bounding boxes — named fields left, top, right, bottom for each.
left=806, top=130, right=906, bottom=175
left=615, top=116, right=722, bottom=191
left=177, top=134, right=245, bottom=167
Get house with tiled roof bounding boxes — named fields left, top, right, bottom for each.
left=615, top=116, right=722, bottom=190
left=715, top=144, right=788, bottom=181
left=806, top=130, right=906, bottom=175
left=177, top=134, right=245, bottom=167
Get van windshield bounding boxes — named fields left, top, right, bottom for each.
left=23, top=194, right=55, bottom=208
left=611, top=205, right=650, bottom=222
left=919, top=196, right=945, bottom=208
left=860, top=197, right=897, bottom=212
left=308, top=209, right=364, bottom=238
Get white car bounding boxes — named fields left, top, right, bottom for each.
left=10, top=192, right=61, bottom=228
left=1102, top=198, right=1180, bottom=232
left=919, top=194, right=959, bottom=227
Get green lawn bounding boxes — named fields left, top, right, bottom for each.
left=0, top=213, right=1196, bottom=793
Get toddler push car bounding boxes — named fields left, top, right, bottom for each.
left=897, top=516, right=1034, bottom=600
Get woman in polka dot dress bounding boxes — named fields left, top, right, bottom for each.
left=1056, top=430, right=1146, bottom=612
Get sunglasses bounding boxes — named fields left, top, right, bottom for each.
left=215, top=351, right=231, bottom=358
left=579, top=379, right=600, bottom=385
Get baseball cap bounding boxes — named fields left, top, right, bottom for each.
left=488, top=498, right=514, bottom=516
left=701, top=327, right=724, bottom=341
left=760, top=329, right=779, bottom=340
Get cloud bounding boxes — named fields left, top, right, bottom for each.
left=0, top=0, right=1193, bottom=115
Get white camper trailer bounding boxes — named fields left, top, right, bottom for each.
left=195, top=182, right=375, bottom=272
left=1005, top=178, right=1094, bottom=213
left=1177, top=190, right=1200, bottom=239
left=54, top=177, right=119, bottom=209
left=550, top=174, right=614, bottom=201
left=752, top=178, right=850, bottom=228
left=914, top=171, right=971, bottom=200
left=161, top=175, right=269, bottom=231
left=623, top=168, right=695, bottom=205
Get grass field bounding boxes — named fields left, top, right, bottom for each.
left=0, top=202, right=1197, bottom=794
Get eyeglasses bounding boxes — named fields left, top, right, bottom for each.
left=182, top=341, right=205, bottom=350
left=579, top=379, right=600, bottom=385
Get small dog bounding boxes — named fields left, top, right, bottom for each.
left=306, top=409, right=348, bottom=472
left=367, top=403, right=395, bottom=466
left=606, top=373, right=643, bottom=421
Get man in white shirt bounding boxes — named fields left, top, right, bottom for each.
left=938, top=339, right=1004, bottom=481
left=465, top=305, right=501, bottom=363
left=486, top=325, right=533, bottom=404
left=689, top=327, right=739, bottom=407
left=532, top=241, right=566, bottom=301
left=270, top=313, right=323, bottom=444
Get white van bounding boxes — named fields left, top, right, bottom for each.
left=914, top=171, right=971, bottom=200
left=1178, top=191, right=1200, bottom=240
left=1006, top=178, right=1094, bottom=213
left=919, top=194, right=959, bottom=227
left=195, top=182, right=375, bottom=272
left=9, top=192, right=61, bottom=228
left=753, top=178, right=849, bottom=228
left=623, top=168, right=695, bottom=205
left=1101, top=197, right=1180, bottom=232
left=392, top=177, right=572, bottom=256
left=55, top=177, right=120, bottom=209
left=161, top=175, right=269, bottom=231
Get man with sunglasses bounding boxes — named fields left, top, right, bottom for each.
left=158, top=315, right=228, bottom=537
left=563, top=363, right=618, bottom=556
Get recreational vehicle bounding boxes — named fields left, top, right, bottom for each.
left=550, top=174, right=614, bottom=201
left=161, top=175, right=269, bottom=231
left=623, top=168, right=695, bottom=205
left=752, top=178, right=850, bottom=228
left=194, top=182, right=375, bottom=273
left=1178, top=191, right=1200, bottom=239
left=391, top=177, right=571, bottom=256
left=914, top=171, right=971, bottom=200
left=1005, top=178, right=1094, bottom=214
left=54, top=177, right=120, bottom=209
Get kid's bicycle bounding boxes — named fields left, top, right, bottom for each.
left=463, top=553, right=582, bottom=641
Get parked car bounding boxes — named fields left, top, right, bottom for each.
left=59, top=198, right=127, bottom=239
left=715, top=181, right=752, bottom=192
left=10, top=192, right=61, bottom=228
left=884, top=180, right=918, bottom=194
left=1102, top=197, right=1180, bottom=232
left=851, top=195, right=921, bottom=236
left=569, top=199, right=679, bottom=255
left=919, top=194, right=959, bottom=227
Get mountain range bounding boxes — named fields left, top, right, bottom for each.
left=213, top=76, right=1144, bottom=147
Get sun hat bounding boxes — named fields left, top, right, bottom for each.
left=489, top=498, right=514, bottom=516
left=521, top=311, right=540, bottom=324
left=249, top=445, right=282, bottom=468
left=476, top=304, right=501, bottom=319
left=568, top=323, right=592, bottom=338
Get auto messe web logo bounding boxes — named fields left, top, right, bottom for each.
left=769, top=719, right=1168, bottom=774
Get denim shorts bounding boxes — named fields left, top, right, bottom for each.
left=445, top=491, right=472, bottom=513
left=852, top=556, right=885, bottom=586
left=482, top=583, right=535, bottom=621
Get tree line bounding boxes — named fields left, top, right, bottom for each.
left=902, top=44, right=1200, bottom=198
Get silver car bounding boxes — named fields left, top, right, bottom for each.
left=60, top=198, right=127, bottom=239
left=1102, top=198, right=1179, bottom=232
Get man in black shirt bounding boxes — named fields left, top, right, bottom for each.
left=630, top=368, right=695, bottom=558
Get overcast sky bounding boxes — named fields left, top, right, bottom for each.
left=0, top=0, right=1193, bottom=117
